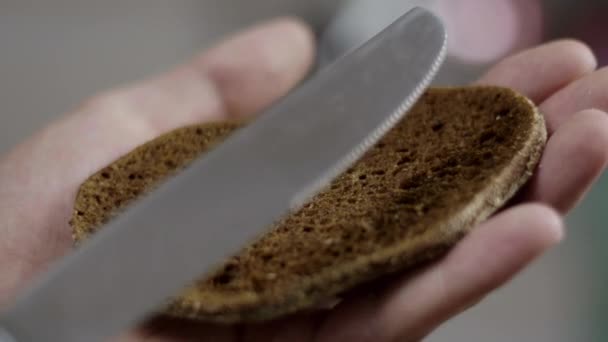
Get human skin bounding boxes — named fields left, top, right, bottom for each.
left=0, top=18, right=607, bottom=342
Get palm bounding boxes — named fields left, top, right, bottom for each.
left=0, top=19, right=606, bottom=342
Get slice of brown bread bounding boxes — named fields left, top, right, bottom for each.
left=70, top=86, right=546, bottom=324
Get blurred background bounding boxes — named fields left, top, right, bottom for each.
left=0, top=1, right=606, bottom=340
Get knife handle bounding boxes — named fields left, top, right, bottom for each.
left=0, top=327, right=16, bottom=342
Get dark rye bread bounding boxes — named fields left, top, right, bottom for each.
left=70, top=86, right=546, bottom=323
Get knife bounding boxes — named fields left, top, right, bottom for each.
left=0, top=7, right=446, bottom=342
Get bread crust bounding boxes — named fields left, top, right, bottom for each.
left=70, top=86, right=547, bottom=323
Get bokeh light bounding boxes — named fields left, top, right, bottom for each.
left=436, top=0, right=544, bottom=63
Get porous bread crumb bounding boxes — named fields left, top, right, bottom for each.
left=70, top=86, right=546, bottom=323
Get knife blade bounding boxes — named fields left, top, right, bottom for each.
left=0, top=7, right=446, bottom=342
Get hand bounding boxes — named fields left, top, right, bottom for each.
left=0, top=18, right=606, bottom=342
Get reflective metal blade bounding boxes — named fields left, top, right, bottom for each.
left=0, top=7, right=446, bottom=342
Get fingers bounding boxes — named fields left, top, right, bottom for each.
left=475, top=39, right=607, bottom=215
left=382, top=205, right=563, bottom=341
left=540, top=67, right=608, bottom=134
left=523, top=109, right=608, bottom=213
left=316, top=204, right=563, bottom=342
left=120, top=16, right=315, bottom=129
left=0, top=17, right=315, bottom=302
left=198, top=18, right=315, bottom=119
left=475, top=39, right=596, bottom=104
left=83, top=16, right=314, bottom=162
